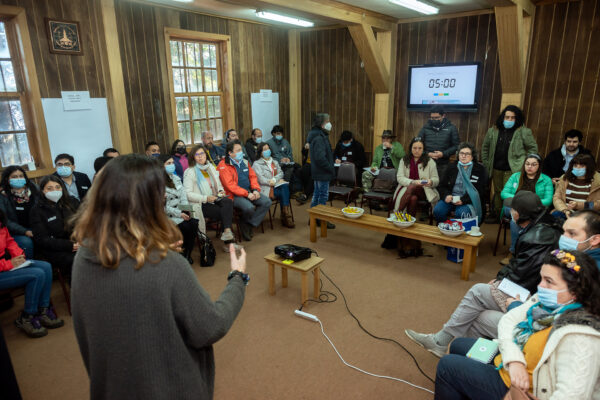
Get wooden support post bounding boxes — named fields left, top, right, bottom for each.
left=372, top=29, right=397, bottom=153
left=348, top=23, right=389, bottom=93
left=495, top=5, right=534, bottom=110
left=289, top=29, right=302, bottom=163
left=98, top=0, right=133, bottom=154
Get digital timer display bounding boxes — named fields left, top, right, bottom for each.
left=408, top=64, right=480, bottom=110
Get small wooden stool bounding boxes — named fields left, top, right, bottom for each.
left=264, top=253, right=324, bottom=306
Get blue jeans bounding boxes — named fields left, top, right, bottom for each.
left=233, top=194, right=272, bottom=227
left=0, top=260, right=52, bottom=314
left=274, top=184, right=290, bottom=206
left=13, top=235, right=33, bottom=260
left=435, top=338, right=508, bottom=400
left=310, top=181, right=330, bottom=207
left=433, top=201, right=475, bottom=223
left=503, top=208, right=520, bottom=254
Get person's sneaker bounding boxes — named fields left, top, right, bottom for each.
left=15, top=313, right=47, bottom=338
left=500, top=252, right=513, bottom=266
left=220, top=230, right=234, bottom=242
left=404, top=329, right=447, bottom=358
left=38, top=307, right=64, bottom=329
left=296, top=194, right=308, bottom=204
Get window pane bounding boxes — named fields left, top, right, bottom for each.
left=170, top=41, right=183, bottom=67
left=0, top=22, right=9, bottom=59
left=1, top=61, right=17, bottom=92
left=210, top=45, right=217, bottom=68
left=214, top=118, right=223, bottom=138
left=175, top=97, right=189, bottom=121
left=193, top=120, right=207, bottom=144
left=203, top=69, right=218, bottom=92
left=185, top=42, right=201, bottom=68
left=208, top=96, right=221, bottom=117
left=0, top=100, right=24, bottom=131
left=187, top=69, right=202, bottom=93
left=172, top=68, right=185, bottom=93
left=178, top=122, right=190, bottom=144
left=202, top=44, right=211, bottom=68
left=191, top=96, right=206, bottom=119
left=0, top=133, right=33, bottom=167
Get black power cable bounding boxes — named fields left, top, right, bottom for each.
left=300, top=250, right=435, bottom=384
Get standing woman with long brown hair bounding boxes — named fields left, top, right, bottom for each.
left=71, top=154, right=248, bottom=400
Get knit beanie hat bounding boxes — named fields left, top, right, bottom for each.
left=511, top=190, right=544, bottom=221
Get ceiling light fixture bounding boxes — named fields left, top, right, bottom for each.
left=388, top=0, right=439, bottom=15
left=171, top=0, right=194, bottom=3
left=255, top=11, right=314, bottom=27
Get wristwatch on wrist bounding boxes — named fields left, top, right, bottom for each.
left=228, top=270, right=250, bottom=286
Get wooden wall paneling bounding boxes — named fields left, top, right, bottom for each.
left=83, top=0, right=105, bottom=97
left=475, top=14, right=499, bottom=152
left=583, top=3, right=600, bottom=158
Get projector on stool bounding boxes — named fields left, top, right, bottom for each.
left=274, top=244, right=313, bottom=262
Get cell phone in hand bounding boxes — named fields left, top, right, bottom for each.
left=421, top=180, right=428, bottom=185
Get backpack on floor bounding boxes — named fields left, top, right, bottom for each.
left=198, top=231, right=216, bottom=267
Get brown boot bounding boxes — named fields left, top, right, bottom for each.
left=281, top=206, right=295, bottom=228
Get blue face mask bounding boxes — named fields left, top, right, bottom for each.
left=255, top=137, right=262, bottom=144
left=559, top=234, right=592, bottom=251
left=275, top=135, right=283, bottom=141
left=165, top=164, right=176, bottom=175
left=458, top=161, right=473, bottom=166
left=572, top=168, right=586, bottom=177
left=56, top=166, right=72, bottom=177
left=151, top=153, right=160, bottom=158
left=342, top=141, right=352, bottom=147
left=503, top=120, right=515, bottom=129
left=233, top=151, right=244, bottom=162
left=537, top=286, right=569, bottom=309
left=9, top=178, right=26, bottom=189
left=262, top=150, right=271, bottom=159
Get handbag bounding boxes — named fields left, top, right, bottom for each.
left=503, top=387, right=539, bottom=400
left=197, top=231, right=216, bottom=267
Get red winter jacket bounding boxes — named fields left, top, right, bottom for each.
left=0, top=226, right=24, bottom=272
left=217, top=158, right=261, bottom=199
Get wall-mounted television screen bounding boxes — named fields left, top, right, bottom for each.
left=407, top=62, right=481, bottom=112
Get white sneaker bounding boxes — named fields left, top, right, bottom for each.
left=220, top=230, right=235, bottom=242
left=404, top=329, right=447, bottom=358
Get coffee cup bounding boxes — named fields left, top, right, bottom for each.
left=470, top=226, right=481, bottom=235
left=452, top=195, right=461, bottom=203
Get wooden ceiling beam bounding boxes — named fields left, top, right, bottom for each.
left=348, top=23, right=389, bottom=93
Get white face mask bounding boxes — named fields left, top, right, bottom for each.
left=323, top=122, right=332, bottom=131
left=45, top=190, right=63, bottom=203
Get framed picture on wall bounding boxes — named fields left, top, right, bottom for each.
left=45, top=18, right=83, bottom=55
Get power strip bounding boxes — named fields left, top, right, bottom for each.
left=294, top=309, right=319, bottom=322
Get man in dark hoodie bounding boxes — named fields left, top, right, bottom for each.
left=307, top=113, right=335, bottom=229
left=405, top=191, right=561, bottom=357
left=418, top=105, right=460, bottom=179
left=542, top=129, right=593, bottom=183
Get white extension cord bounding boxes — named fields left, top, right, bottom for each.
left=295, top=310, right=434, bottom=395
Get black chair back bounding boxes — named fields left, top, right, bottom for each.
left=337, top=162, right=356, bottom=186
left=377, top=167, right=397, bottom=182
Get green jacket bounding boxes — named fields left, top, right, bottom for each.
left=481, top=126, right=538, bottom=177
left=370, top=142, right=405, bottom=170
left=500, top=172, right=554, bottom=207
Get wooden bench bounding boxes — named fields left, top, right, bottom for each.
left=307, top=205, right=484, bottom=280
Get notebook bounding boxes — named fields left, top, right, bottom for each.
left=466, top=338, right=499, bottom=364
left=9, top=260, right=32, bottom=272
left=498, top=278, right=530, bottom=301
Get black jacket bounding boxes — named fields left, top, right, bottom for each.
left=333, top=140, right=367, bottom=171
left=30, top=196, right=79, bottom=253
left=496, top=211, right=562, bottom=293
left=245, top=138, right=259, bottom=164
left=0, top=190, right=39, bottom=235
left=418, top=118, right=460, bottom=163
left=52, top=171, right=92, bottom=201
left=307, top=127, right=334, bottom=182
left=437, top=162, right=488, bottom=207
left=542, top=145, right=593, bottom=179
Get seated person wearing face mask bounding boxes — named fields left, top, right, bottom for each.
left=53, top=153, right=92, bottom=201
left=245, top=128, right=263, bottom=164
left=334, top=130, right=367, bottom=184
left=220, top=129, right=249, bottom=160
left=218, top=140, right=271, bottom=241
left=266, top=126, right=302, bottom=193
left=0, top=166, right=40, bottom=259
left=406, top=191, right=562, bottom=357
left=435, top=250, right=600, bottom=400
left=29, top=175, right=80, bottom=284
left=362, top=130, right=405, bottom=191
left=170, top=139, right=189, bottom=180
left=145, top=141, right=161, bottom=157
left=552, top=153, right=600, bottom=222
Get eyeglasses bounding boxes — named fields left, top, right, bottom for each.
left=195, top=152, right=206, bottom=157
left=458, top=152, right=472, bottom=157
left=524, top=163, right=539, bottom=167
left=56, top=162, right=72, bottom=167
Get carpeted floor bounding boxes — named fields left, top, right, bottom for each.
left=1, top=201, right=507, bottom=399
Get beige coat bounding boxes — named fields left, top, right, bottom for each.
left=392, top=158, right=440, bottom=212
left=498, top=295, right=600, bottom=400
left=552, top=171, right=600, bottom=213
left=181, top=165, right=226, bottom=234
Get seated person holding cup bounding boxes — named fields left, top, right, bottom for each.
left=361, top=130, right=405, bottom=191
left=433, top=142, right=487, bottom=225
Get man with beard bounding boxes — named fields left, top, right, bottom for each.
left=418, top=106, right=460, bottom=179
left=201, top=130, right=225, bottom=165
left=543, top=129, right=593, bottom=183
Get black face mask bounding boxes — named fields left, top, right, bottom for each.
left=430, top=119, right=442, bottom=128
left=176, top=147, right=186, bottom=154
